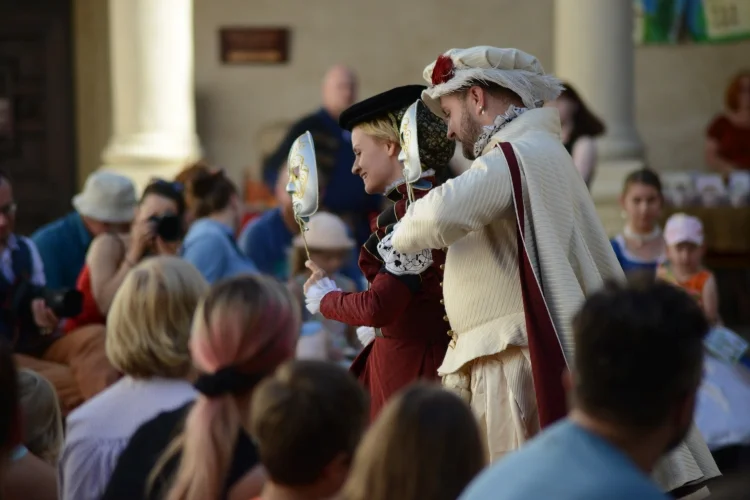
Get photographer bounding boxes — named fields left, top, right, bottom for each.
left=64, top=179, right=186, bottom=335
left=0, top=172, right=116, bottom=414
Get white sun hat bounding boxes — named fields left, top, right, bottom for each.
left=72, top=171, right=138, bottom=223
left=292, top=212, right=355, bottom=250
left=421, top=46, right=564, bottom=118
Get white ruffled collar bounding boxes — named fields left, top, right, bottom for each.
left=473, top=105, right=529, bottom=158
left=383, top=168, right=436, bottom=195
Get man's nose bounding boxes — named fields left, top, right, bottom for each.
left=446, top=125, right=456, bottom=140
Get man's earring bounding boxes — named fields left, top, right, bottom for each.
left=479, top=106, right=485, bottom=115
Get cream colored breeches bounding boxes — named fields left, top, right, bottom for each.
left=443, top=346, right=539, bottom=462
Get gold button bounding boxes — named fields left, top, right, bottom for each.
left=443, top=315, right=449, bottom=322
left=439, top=264, right=445, bottom=270
left=439, top=282, right=443, bottom=287
left=439, top=299, right=444, bottom=305
left=447, top=330, right=454, bottom=336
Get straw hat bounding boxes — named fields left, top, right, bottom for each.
left=72, top=171, right=137, bottom=223
left=292, top=212, right=355, bottom=250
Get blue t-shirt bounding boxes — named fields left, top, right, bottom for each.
left=460, top=420, right=668, bottom=500
left=31, top=211, right=92, bottom=289
left=181, top=218, right=257, bottom=284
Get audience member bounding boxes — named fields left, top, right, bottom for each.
left=248, top=360, right=368, bottom=500
left=181, top=168, right=258, bottom=283
left=17, top=369, right=63, bottom=465
left=102, top=274, right=300, bottom=500
left=1, top=341, right=57, bottom=500
left=65, top=178, right=186, bottom=335
left=262, top=64, right=381, bottom=247
left=706, top=70, right=750, bottom=173
left=59, top=257, right=207, bottom=500
left=341, top=383, right=484, bottom=500
left=31, top=171, right=136, bottom=290
left=550, top=83, right=605, bottom=188
left=610, top=169, right=665, bottom=281
left=3, top=172, right=117, bottom=414
left=461, top=282, right=716, bottom=500
left=657, top=213, right=719, bottom=324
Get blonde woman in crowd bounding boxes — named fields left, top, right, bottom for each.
left=17, top=369, right=63, bottom=465
left=341, top=383, right=485, bottom=500
left=102, top=274, right=300, bottom=500
left=59, top=257, right=208, bottom=500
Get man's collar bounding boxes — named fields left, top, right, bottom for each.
left=482, top=107, right=562, bottom=155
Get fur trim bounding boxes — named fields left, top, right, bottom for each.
left=421, top=67, right=564, bottom=117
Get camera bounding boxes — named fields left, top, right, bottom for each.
left=149, top=214, right=182, bottom=242
left=12, top=282, right=83, bottom=319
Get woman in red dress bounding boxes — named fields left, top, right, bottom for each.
left=706, top=70, right=750, bottom=173
left=304, top=85, right=455, bottom=419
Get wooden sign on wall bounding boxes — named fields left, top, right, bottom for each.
left=220, top=27, right=289, bottom=64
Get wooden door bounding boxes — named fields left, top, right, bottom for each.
left=0, top=0, right=75, bottom=235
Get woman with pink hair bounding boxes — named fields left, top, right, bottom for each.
left=101, top=275, right=300, bottom=500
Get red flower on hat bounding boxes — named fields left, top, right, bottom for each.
left=431, top=54, right=455, bottom=86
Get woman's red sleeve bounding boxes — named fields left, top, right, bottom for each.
left=319, top=271, right=415, bottom=328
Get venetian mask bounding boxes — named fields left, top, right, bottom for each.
left=286, top=131, right=319, bottom=222
left=398, top=101, right=422, bottom=184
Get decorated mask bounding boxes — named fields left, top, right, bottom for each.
left=398, top=101, right=422, bottom=184
left=286, top=131, right=319, bottom=223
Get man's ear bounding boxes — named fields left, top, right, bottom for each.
left=467, top=86, right=483, bottom=111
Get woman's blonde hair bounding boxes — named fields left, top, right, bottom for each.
left=106, top=256, right=208, bottom=379
left=17, top=370, right=63, bottom=464
left=355, top=115, right=399, bottom=145
left=341, top=383, right=485, bottom=500
left=156, top=274, right=300, bottom=500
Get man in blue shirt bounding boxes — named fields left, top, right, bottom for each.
left=31, top=172, right=136, bottom=289
left=461, top=282, right=716, bottom=500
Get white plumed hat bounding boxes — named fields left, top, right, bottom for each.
left=421, top=46, right=563, bottom=117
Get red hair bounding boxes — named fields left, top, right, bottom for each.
left=725, top=70, right=750, bottom=111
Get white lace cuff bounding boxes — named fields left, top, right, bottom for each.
left=356, top=326, right=376, bottom=347
left=304, top=277, right=340, bottom=315
left=377, top=222, right=433, bottom=276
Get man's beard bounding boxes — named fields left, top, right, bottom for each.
left=458, top=104, right=483, bottom=160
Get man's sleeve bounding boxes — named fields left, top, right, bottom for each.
left=392, top=150, right=515, bottom=253
left=30, top=231, right=59, bottom=288
left=23, top=237, right=47, bottom=287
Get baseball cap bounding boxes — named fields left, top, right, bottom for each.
left=664, top=213, right=704, bottom=246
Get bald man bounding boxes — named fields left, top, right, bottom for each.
left=260, top=64, right=381, bottom=253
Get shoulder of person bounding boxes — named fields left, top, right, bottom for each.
left=88, top=232, right=126, bottom=254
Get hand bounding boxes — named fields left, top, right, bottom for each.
left=303, top=260, right=327, bottom=294
left=31, top=299, right=59, bottom=334
left=127, top=218, right=155, bottom=263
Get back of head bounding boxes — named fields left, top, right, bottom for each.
left=250, top=360, right=368, bottom=489
left=185, top=167, right=237, bottom=219
left=106, top=256, right=208, bottom=379
left=17, top=370, right=63, bottom=464
left=142, top=179, right=187, bottom=219
left=322, top=64, right=358, bottom=118
left=163, top=274, right=300, bottom=500
left=572, top=281, right=708, bottom=429
left=342, top=383, right=485, bottom=500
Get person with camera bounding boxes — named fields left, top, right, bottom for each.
left=0, top=172, right=115, bottom=415
left=64, top=179, right=186, bottom=338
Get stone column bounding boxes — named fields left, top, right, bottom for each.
left=101, top=0, right=200, bottom=192
left=554, top=0, right=645, bottom=234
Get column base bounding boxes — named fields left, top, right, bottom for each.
left=590, top=159, right=645, bottom=236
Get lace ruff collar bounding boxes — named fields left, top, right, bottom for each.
left=473, top=105, right=529, bottom=158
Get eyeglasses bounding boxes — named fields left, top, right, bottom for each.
left=0, top=202, right=17, bottom=217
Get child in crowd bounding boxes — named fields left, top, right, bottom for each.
left=657, top=213, right=719, bottom=324
left=17, top=370, right=63, bottom=465
left=248, top=360, right=368, bottom=500
left=289, top=212, right=358, bottom=359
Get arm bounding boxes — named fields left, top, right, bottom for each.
left=702, top=273, right=720, bottom=325
left=392, top=151, right=514, bottom=253
left=87, top=234, right=131, bottom=316
left=182, top=236, right=226, bottom=284
left=320, top=271, right=416, bottom=328
left=571, top=136, right=597, bottom=186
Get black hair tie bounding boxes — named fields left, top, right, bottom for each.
left=193, top=366, right=267, bottom=398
